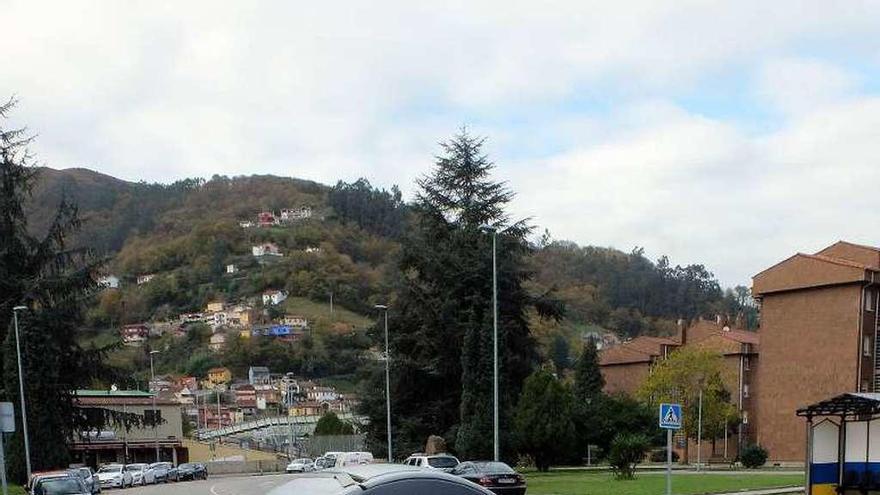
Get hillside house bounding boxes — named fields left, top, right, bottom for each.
left=206, top=301, right=225, bottom=313
left=199, top=406, right=241, bottom=429
left=239, top=220, right=255, bottom=228
left=136, top=273, right=156, bottom=285
left=179, top=313, right=207, bottom=325
left=209, top=332, right=227, bottom=351
left=98, top=275, right=120, bottom=289
left=234, top=384, right=258, bottom=416
left=205, top=367, right=232, bottom=389
left=121, top=324, right=150, bottom=345
left=258, top=211, right=278, bottom=227
left=248, top=366, right=271, bottom=385
left=281, top=315, right=308, bottom=328
left=307, top=385, right=339, bottom=402
left=280, top=206, right=312, bottom=222
left=254, top=384, right=279, bottom=408
left=289, top=401, right=326, bottom=417
left=304, top=246, right=322, bottom=254
left=252, top=243, right=283, bottom=257
left=226, top=264, right=237, bottom=274
left=262, top=290, right=288, bottom=306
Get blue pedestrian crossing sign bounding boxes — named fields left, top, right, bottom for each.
left=659, top=403, right=682, bottom=429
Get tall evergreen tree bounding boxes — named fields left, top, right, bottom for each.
left=0, top=100, right=126, bottom=481
left=573, top=339, right=604, bottom=403
left=358, top=130, right=537, bottom=460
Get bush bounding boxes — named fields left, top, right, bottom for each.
left=649, top=447, right=679, bottom=463
left=608, top=433, right=650, bottom=479
left=740, top=444, right=768, bottom=468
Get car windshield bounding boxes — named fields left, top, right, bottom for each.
left=96, top=466, right=121, bottom=473
left=179, top=464, right=193, bottom=469
left=473, top=462, right=514, bottom=474
left=427, top=457, right=459, bottom=468
left=125, top=465, right=144, bottom=472
left=37, top=478, right=84, bottom=495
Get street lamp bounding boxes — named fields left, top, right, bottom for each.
left=11, top=306, right=32, bottom=480
left=479, top=226, right=500, bottom=462
left=374, top=304, right=392, bottom=463
left=149, top=350, right=160, bottom=462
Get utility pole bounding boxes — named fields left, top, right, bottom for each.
left=149, top=350, right=160, bottom=462
left=12, top=306, right=32, bottom=480
left=697, top=389, right=703, bottom=471
left=491, top=230, right=499, bottom=462
left=375, top=304, right=391, bottom=462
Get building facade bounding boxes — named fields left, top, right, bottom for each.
left=72, top=389, right=186, bottom=467
left=752, top=240, right=880, bottom=462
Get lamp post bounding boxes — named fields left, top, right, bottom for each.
left=479, top=226, right=500, bottom=462
left=12, top=306, right=32, bottom=480
left=374, top=304, right=391, bottom=462
left=149, top=350, right=160, bottom=462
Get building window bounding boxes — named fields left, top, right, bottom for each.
left=743, top=356, right=751, bottom=371
left=144, top=409, right=162, bottom=426
left=743, top=384, right=750, bottom=398
left=742, top=411, right=749, bottom=424
left=867, top=290, right=876, bottom=311
left=865, top=336, right=873, bottom=357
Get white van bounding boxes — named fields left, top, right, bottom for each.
left=333, top=451, right=374, bottom=468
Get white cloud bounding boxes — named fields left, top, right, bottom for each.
left=3, top=0, right=880, bottom=286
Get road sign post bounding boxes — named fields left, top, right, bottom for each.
left=659, top=403, right=682, bottom=495
left=0, top=402, right=16, bottom=495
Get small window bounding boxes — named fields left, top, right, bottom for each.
left=867, top=290, right=876, bottom=311
left=742, top=411, right=749, bottom=424
left=743, top=356, right=751, bottom=371
left=865, top=336, right=873, bottom=357
left=144, top=409, right=162, bottom=425
left=862, top=380, right=871, bottom=393
left=743, top=384, right=750, bottom=398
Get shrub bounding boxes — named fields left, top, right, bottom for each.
left=608, top=433, right=650, bottom=479
left=649, top=447, right=679, bottom=463
left=740, top=444, right=768, bottom=468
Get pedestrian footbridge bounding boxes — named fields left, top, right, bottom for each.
left=196, top=413, right=364, bottom=441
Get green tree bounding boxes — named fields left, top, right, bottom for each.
left=0, top=100, right=131, bottom=481
left=359, top=130, right=538, bottom=460
left=637, top=347, right=736, bottom=463
left=314, top=411, right=355, bottom=436
left=608, top=433, right=650, bottom=479
left=550, top=334, right=570, bottom=372
left=513, top=370, right=575, bottom=471
left=572, top=339, right=605, bottom=457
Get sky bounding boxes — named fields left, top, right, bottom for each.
left=3, top=1, right=880, bottom=287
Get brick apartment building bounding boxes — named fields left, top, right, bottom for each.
left=599, top=319, right=759, bottom=459
left=752, top=240, right=880, bottom=462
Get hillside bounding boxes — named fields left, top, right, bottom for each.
left=25, top=167, right=748, bottom=385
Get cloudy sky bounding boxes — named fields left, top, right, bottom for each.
left=4, top=1, right=880, bottom=286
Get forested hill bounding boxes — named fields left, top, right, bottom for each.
left=24, top=167, right=751, bottom=365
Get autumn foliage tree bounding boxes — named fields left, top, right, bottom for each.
left=637, top=347, right=738, bottom=463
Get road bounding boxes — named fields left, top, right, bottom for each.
left=121, top=474, right=295, bottom=495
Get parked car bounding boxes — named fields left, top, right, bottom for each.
left=177, top=463, right=208, bottom=481
left=313, top=456, right=331, bottom=471
left=95, top=465, right=132, bottom=489
left=69, top=468, right=100, bottom=494
left=285, top=458, right=315, bottom=473
left=124, top=464, right=156, bottom=486
left=404, top=453, right=461, bottom=472
left=451, top=461, right=526, bottom=495
left=266, top=464, right=494, bottom=495
left=149, top=462, right=178, bottom=483
left=32, top=474, right=90, bottom=495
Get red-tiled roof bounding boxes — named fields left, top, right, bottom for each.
left=599, top=335, right=678, bottom=365
left=719, top=328, right=760, bottom=345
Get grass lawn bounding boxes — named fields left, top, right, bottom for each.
left=526, top=470, right=803, bottom=495
left=9, top=483, right=25, bottom=495
left=282, top=297, right=372, bottom=329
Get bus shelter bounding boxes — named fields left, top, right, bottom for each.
left=798, top=393, right=880, bottom=495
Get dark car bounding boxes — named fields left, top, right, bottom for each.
left=177, top=463, right=208, bottom=481
left=451, top=461, right=526, bottom=495
left=33, top=475, right=91, bottom=495
left=69, top=468, right=100, bottom=494
left=148, top=462, right=178, bottom=483
left=266, top=464, right=495, bottom=495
